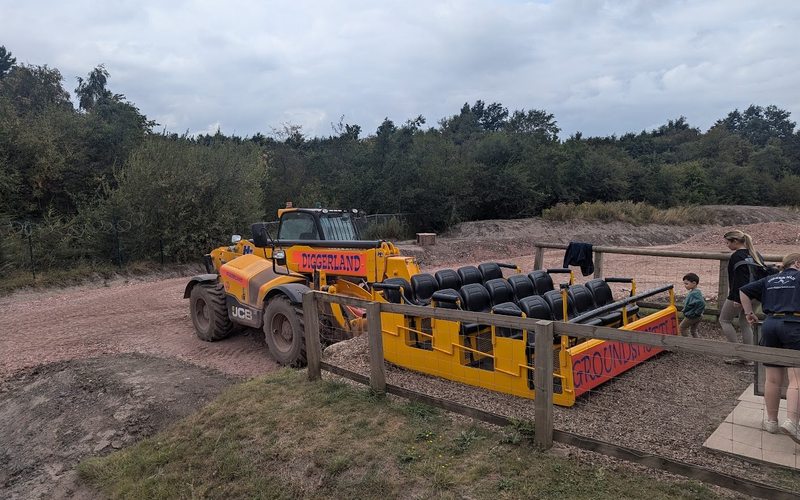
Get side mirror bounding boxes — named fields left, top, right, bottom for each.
left=231, top=234, right=242, bottom=244
left=274, top=250, right=287, bottom=266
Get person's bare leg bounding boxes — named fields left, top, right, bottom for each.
left=719, top=299, right=739, bottom=343
left=787, top=367, right=800, bottom=425
left=764, top=367, right=785, bottom=423
left=739, top=308, right=753, bottom=345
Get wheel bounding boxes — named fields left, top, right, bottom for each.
left=263, top=296, right=306, bottom=367
left=189, top=282, right=234, bottom=341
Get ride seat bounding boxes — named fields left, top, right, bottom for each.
left=518, top=295, right=554, bottom=346
left=457, top=266, right=483, bottom=286
left=435, top=269, right=461, bottom=290
left=567, top=284, right=603, bottom=326
left=507, top=274, right=535, bottom=301
left=411, top=273, right=438, bottom=304
left=542, top=289, right=574, bottom=321
left=518, top=295, right=553, bottom=321
left=381, top=277, right=416, bottom=305
left=584, top=278, right=638, bottom=325
left=528, top=270, right=555, bottom=295
left=478, top=262, right=503, bottom=282
left=484, top=278, right=515, bottom=307
left=459, top=283, right=492, bottom=334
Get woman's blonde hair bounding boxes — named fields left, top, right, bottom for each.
left=724, top=229, right=765, bottom=266
left=782, top=253, right=800, bottom=269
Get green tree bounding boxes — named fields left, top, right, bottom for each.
left=75, top=65, right=112, bottom=111
left=0, top=46, right=16, bottom=79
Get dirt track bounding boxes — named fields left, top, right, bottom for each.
left=2, top=206, right=799, bottom=498
left=0, top=277, right=277, bottom=383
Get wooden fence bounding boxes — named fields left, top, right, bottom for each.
left=301, top=290, right=800, bottom=499
left=533, top=243, right=784, bottom=317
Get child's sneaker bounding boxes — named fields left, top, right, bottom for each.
left=780, top=420, right=800, bottom=444
left=762, top=419, right=779, bottom=434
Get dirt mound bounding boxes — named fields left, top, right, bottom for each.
left=0, top=354, right=236, bottom=499
left=683, top=222, right=800, bottom=247
left=401, top=205, right=800, bottom=268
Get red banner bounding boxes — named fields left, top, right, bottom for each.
left=291, top=250, right=368, bottom=277
left=570, top=310, right=678, bottom=397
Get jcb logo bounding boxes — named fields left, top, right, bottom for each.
left=231, top=306, right=253, bottom=321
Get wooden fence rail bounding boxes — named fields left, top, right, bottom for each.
left=533, top=242, right=784, bottom=317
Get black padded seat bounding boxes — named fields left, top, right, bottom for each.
left=457, top=266, right=483, bottom=286
left=478, top=262, right=503, bottom=282
left=585, top=279, right=613, bottom=306
left=585, top=278, right=637, bottom=325
left=459, top=283, right=491, bottom=334
left=518, top=295, right=553, bottom=320
left=492, top=301, right=523, bottom=339
left=507, top=274, right=535, bottom=301
left=381, top=277, right=416, bottom=305
left=411, top=273, right=438, bottom=304
left=528, top=270, right=554, bottom=295
left=492, top=302, right=522, bottom=316
left=432, top=288, right=460, bottom=309
left=459, top=283, right=491, bottom=312
left=435, top=269, right=461, bottom=290
left=543, top=289, right=574, bottom=321
left=569, top=284, right=596, bottom=316
left=484, top=278, right=515, bottom=306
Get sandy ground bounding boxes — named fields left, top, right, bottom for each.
left=1, top=205, right=799, bottom=498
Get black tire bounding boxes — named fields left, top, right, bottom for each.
left=190, top=282, right=234, bottom=341
left=263, top=295, right=306, bottom=367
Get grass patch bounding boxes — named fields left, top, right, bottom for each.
left=360, top=216, right=412, bottom=241
left=79, top=369, right=718, bottom=499
left=542, top=201, right=707, bottom=226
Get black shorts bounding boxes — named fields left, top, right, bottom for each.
left=759, top=316, right=800, bottom=367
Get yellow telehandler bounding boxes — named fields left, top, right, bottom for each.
left=184, top=206, right=419, bottom=365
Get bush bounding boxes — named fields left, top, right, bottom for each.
left=541, top=201, right=707, bottom=225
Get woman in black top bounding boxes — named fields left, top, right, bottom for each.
left=719, top=229, right=764, bottom=346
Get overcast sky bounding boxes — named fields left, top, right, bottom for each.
left=3, top=1, right=799, bottom=139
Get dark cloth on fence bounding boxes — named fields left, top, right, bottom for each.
left=563, top=242, right=594, bottom=277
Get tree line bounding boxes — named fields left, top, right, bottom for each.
left=1, top=45, right=799, bottom=271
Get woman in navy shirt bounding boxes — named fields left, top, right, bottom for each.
left=740, top=253, right=800, bottom=443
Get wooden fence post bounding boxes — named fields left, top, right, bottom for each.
left=303, top=291, right=322, bottom=381
left=367, top=301, right=386, bottom=394
left=717, top=258, right=728, bottom=316
left=534, top=320, right=554, bottom=450
left=593, top=251, right=604, bottom=279
left=534, top=246, right=545, bottom=270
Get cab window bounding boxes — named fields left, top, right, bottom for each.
left=278, top=212, right=319, bottom=240
left=319, top=213, right=358, bottom=240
